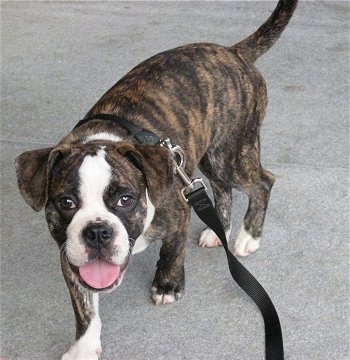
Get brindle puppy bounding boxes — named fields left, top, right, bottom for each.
left=16, top=1, right=298, bottom=359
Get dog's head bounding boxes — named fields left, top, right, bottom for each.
left=16, top=141, right=174, bottom=291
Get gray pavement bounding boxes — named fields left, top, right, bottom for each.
left=1, top=1, right=349, bottom=359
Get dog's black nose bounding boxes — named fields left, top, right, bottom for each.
left=82, top=222, right=114, bottom=248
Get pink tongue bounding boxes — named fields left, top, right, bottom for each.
left=79, top=258, right=121, bottom=289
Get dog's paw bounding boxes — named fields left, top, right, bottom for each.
left=61, top=315, right=102, bottom=360
left=151, top=267, right=184, bottom=305
left=199, top=228, right=223, bottom=248
left=61, top=344, right=102, bottom=360
left=199, top=227, right=232, bottom=248
left=233, top=225, right=260, bottom=257
left=151, top=286, right=182, bottom=305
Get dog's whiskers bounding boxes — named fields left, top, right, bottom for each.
left=59, top=242, right=67, bottom=256
left=129, top=237, right=136, bottom=245
left=128, top=238, right=136, bottom=257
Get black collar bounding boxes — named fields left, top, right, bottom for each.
left=74, top=113, right=160, bottom=145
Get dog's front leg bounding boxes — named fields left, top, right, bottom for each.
left=60, top=254, right=102, bottom=360
left=151, top=205, right=190, bottom=305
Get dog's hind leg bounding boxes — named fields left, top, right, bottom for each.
left=198, top=134, right=275, bottom=255
left=233, top=168, right=275, bottom=256
left=198, top=155, right=233, bottom=248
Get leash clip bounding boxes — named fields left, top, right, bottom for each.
left=160, top=138, right=207, bottom=202
left=180, top=178, right=207, bottom=202
left=160, top=138, right=186, bottom=168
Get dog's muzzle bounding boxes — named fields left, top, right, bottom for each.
left=76, top=220, right=130, bottom=291
left=82, top=221, right=114, bottom=249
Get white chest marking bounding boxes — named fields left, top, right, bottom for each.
left=132, top=190, right=155, bottom=254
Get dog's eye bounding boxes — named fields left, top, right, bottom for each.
left=116, top=195, right=134, bottom=208
left=59, top=197, right=77, bottom=210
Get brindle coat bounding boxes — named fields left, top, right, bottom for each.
left=16, top=0, right=297, bottom=351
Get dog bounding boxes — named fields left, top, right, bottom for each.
left=15, top=1, right=298, bottom=359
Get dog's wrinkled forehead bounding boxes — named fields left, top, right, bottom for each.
left=48, top=143, right=144, bottom=199
left=16, top=140, right=173, bottom=212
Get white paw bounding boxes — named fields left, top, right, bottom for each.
left=61, top=344, right=102, bottom=360
left=234, top=225, right=260, bottom=257
left=199, top=228, right=223, bottom=247
left=199, top=228, right=231, bottom=248
left=62, top=314, right=102, bottom=360
left=151, top=286, right=180, bottom=305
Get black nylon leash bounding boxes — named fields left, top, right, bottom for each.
left=186, top=188, right=283, bottom=360
left=74, top=114, right=284, bottom=359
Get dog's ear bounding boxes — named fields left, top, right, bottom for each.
left=118, top=144, right=174, bottom=207
left=15, top=147, right=62, bottom=211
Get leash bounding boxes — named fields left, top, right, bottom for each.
left=74, top=114, right=284, bottom=359
left=187, top=188, right=283, bottom=359
left=161, top=138, right=284, bottom=360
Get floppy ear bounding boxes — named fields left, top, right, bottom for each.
left=15, top=147, right=61, bottom=211
left=118, top=144, right=174, bottom=207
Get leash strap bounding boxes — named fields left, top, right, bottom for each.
left=74, top=114, right=284, bottom=359
left=186, top=187, right=284, bottom=360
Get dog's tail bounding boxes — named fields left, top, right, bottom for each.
left=232, top=0, right=298, bottom=63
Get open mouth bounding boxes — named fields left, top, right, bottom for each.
left=77, top=257, right=129, bottom=291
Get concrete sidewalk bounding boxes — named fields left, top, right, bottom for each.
left=1, top=1, right=349, bottom=359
